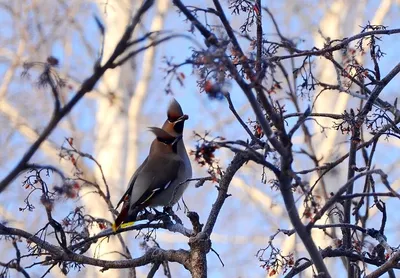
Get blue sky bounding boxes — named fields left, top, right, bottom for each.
left=0, top=1, right=400, bottom=277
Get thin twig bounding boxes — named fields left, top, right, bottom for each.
left=224, top=92, right=262, bottom=144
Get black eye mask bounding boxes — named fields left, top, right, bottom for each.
left=157, top=137, right=175, bottom=145
left=174, top=121, right=185, bottom=134
left=157, top=137, right=180, bottom=152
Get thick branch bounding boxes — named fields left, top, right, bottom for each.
left=203, top=153, right=247, bottom=236
left=359, top=62, right=400, bottom=119
left=173, top=0, right=285, bottom=155
left=0, top=223, right=190, bottom=270
left=69, top=220, right=193, bottom=253
left=285, top=247, right=398, bottom=278
left=366, top=251, right=400, bottom=278
left=279, top=172, right=330, bottom=277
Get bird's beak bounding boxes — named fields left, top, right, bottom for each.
left=176, top=114, right=189, bottom=122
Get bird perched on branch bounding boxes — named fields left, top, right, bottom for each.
left=113, top=99, right=192, bottom=231
left=159, top=98, right=192, bottom=205
left=113, top=127, right=184, bottom=231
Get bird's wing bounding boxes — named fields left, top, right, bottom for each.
left=128, top=154, right=181, bottom=211
left=113, top=154, right=181, bottom=231
left=115, top=156, right=148, bottom=210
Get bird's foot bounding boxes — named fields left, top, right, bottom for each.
left=163, top=206, right=173, bottom=214
left=150, top=208, right=168, bottom=222
left=164, top=206, right=183, bottom=225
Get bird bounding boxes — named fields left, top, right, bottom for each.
left=113, top=99, right=192, bottom=231
left=154, top=98, right=192, bottom=206
left=112, top=127, right=184, bottom=231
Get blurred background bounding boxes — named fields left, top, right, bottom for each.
left=0, top=0, right=400, bottom=277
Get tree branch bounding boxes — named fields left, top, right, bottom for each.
left=366, top=251, right=400, bottom=278
left=203, top=152, right=247, bottom=236
left=0, top=0, right=155, bottom=193
left=0, top=223, right=191, bottom=271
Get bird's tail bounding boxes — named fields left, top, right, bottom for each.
left=112, top=206, right=128, bottom=232
left=112, top=221, right=135, bottom=232
left=112, top=207, right=138, bottom=232
left=120, top=221, right=135, bottom=229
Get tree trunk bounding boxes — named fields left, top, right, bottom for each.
left=125, top=0, right=170, bottom=183
left=85, top=1, right=137, bottom=277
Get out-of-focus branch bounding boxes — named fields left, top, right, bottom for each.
left=343, top=125, right=359, bottom=253
left=338, top=192, right=396, bottom=199
left=175, top=1, right=329, bottom=275
left=307, top=169, right=397, bottom=230
left=224, top=92, right=262, bottom=144
left=125, top=0, right=170, bottom=183
left=296, top=118, right=400, bottom=175
left=173, top=0, right=285, bottom=156
left=212, top=141, right=280, bottom=176
left=212, top=0, right=286, bottom=155
left=359, top=62, right=400, bottom=119
left=0, top=0, right=155, bottom=193
left=0, top=240, right=30, bottom=278
left=255, top=0, right=262, bottom=73
left=111, top=34, right=191, bottom=68
left=284, top=112, right=343, bottom=120
left=0, top=100, right=60, bottom=156
left=285, top=247, right=400, bottom=278
left=269, top=28, right=400, bottom=61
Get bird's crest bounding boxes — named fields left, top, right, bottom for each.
left=167, top=98, right=184, bottom=121
left=163, top=99, right=188, bottom=135
left=149, top=127, right=181, bottom=145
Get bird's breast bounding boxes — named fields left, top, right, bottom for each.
left=178, top=140, right=192, bottom=180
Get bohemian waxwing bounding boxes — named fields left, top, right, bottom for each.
left=113, top=127, right=183, bottom=231
left=159, top=98, right=192, bottom=205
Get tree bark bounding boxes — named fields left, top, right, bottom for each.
left=87, top=1, right=137, bottom=277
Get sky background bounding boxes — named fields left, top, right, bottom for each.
left=0, top=0, right=400, bottom=277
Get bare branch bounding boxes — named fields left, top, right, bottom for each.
left=203, top=152, right=247, bottom=236
left=366, top=251, right=400, bottom=278
left=0, top=223, right=191, bottom=270
left=307, top=169, right=397, bottom=230
left=0, top=0, right=155, bottom=193
left=270, top=28, right=400, bottom=62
